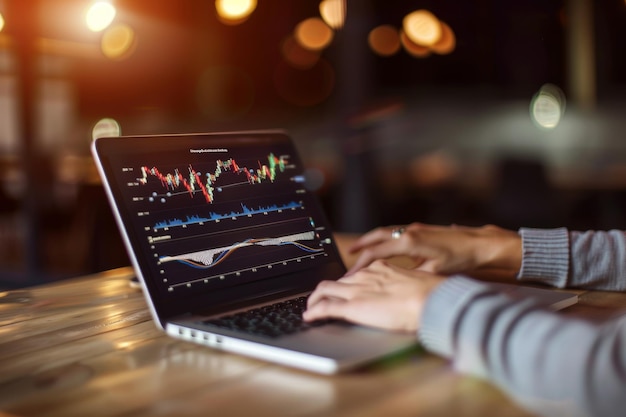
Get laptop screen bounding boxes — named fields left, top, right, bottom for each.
left=93, top=131, right=346, bottom=321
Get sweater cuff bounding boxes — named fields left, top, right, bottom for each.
left=517, top=227, right=569, bottom=288
left=418, top=276, right=492, bottom=358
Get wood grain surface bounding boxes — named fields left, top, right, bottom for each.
left=1, top=238, right=625, bottom=417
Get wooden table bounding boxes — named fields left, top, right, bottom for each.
left=2, top=235, right=626, bottom=417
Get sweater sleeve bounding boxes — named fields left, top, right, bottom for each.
left=517, top=227, right=626, bottom=291
left=419, top=276, right=626, bottom=417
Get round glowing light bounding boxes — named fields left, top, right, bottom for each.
left=281, top=36, right=320, bottom=69
left=400, top=30, right=431, bottom=58
left=101, top=24, right=136, bottom=60
left=530, top=84, right=566, bottom=130
left=403, top=9, right=442, bottom=46
left=368, top=25, right=401, bottom=57
left=294, top=17, right=334, bottom=51
left=319, top=0, right=346, bottom=29
left=430, top=21, right=456, bottom=55
left=86, top=1, right=116, bottom=33
left=0, top=13, right=5, bottom=32
left=92, top=118, right=121, bottom=141
left=409, top=152, right=459, bottom=188
left=215, top=0, right=257, bottom=23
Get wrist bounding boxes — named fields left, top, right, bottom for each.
left=476, top=226, right=522, bottom=271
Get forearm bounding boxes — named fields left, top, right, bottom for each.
left=568, top=230, right=626, bottom=291
left=518, top=227, right=626, bottom=291
left=419, top=277, right=626, bottom=417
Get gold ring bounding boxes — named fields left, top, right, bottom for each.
left=391, top=227, right=405, bottom=239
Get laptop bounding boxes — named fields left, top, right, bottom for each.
left=91, top=130, right=578, bottom=374
left=91, top=130, right=420, bottom=373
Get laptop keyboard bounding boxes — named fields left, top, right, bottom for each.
left=201, top=296, right=331, bottom=338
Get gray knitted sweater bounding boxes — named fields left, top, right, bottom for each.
left=419, top=228, right=626, bottom=417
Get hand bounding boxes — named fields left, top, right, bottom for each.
left=303, top=260, right=445, bottom=332
left=346, top=223, right=522, bottom=276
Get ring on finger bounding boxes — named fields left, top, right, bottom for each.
left=391, top=227, right=406, bottom=239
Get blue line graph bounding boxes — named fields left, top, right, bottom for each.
left=153, top=201, right=303, bottom=230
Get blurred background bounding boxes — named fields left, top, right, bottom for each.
left=0, top=0, right=625, bottom=288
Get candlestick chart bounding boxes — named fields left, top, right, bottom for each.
left=138, top=152, right=289, bottom=204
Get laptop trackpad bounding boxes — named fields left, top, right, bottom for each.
left=279, top=323, right=417, bottom=360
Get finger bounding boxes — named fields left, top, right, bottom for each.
left=345, top=238, right=408, bottom=275
left=347, top=227, right=393, bottom=254
left=306, top=279, right=362, bottom=308
left=368, top=259, right=429, bottom=281
left=302, top=298, right=352, bottom=323
left=410, top=256, right=427, bottom=270
left=333, top=273, right=367, bottom=284
left=348, top=222, right=438, bottom=255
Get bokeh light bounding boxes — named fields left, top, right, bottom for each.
left=0, top=13, right=5, bottom=32
left=530, top=83, right=566, bottom=130
left=92, top=117, right=121, bottom=141
left=86, top=1, right=116, bottom=32
left=319, top=0, right=346, bottom=29
left=400, top=30, right=431, bottom=58
left=215, top=0, right=257, bottom=25
left=197, top=66, right=255, bottom=121
left=101, top=23, right=136, bottom=60
left=403, top=9, right=442, bottom=47
left=273, top=58, right=335, bottom=106
left=409, top=151, right=459, bottom=188
left=303, top=167, right=326, bottom=192
left=294, top=17, right=334, bottom=51
left=430, top=21, right=456, bottom=55
left=368, top=25, right=401, bottom=57
left=281, top=35, right=320, bottom=69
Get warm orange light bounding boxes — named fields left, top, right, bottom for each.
left=0, top=13, right=5, bottom=32
left=86, top=1, right=116, bottom=32
left=0, top=34, right=11, bottom=49
left=281, top=36, right=320, bottom=69
left=101, top=24, right=136, bottom=60
left=400, top=30, right=431, bottom=58
left=409, top=151, right=459, bottom=188
left=430, top=21, right=456, bottom=55
left=403, top=9, right=441, bottom=46
left=37, top=38, right=101, bottom=59
left=215, top=0, right=257, bottom=24
left=294, top=17, right=334, bottom=51
left=319, top=0, right=346, bottom=29
left=368, top=25, right=401, bottom=57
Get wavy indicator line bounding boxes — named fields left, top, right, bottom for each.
left=153, top=201, right=302, bottom=230
left=159, top=231, right=322, bottom=269
left=138, top=153, right=289, bottom=204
